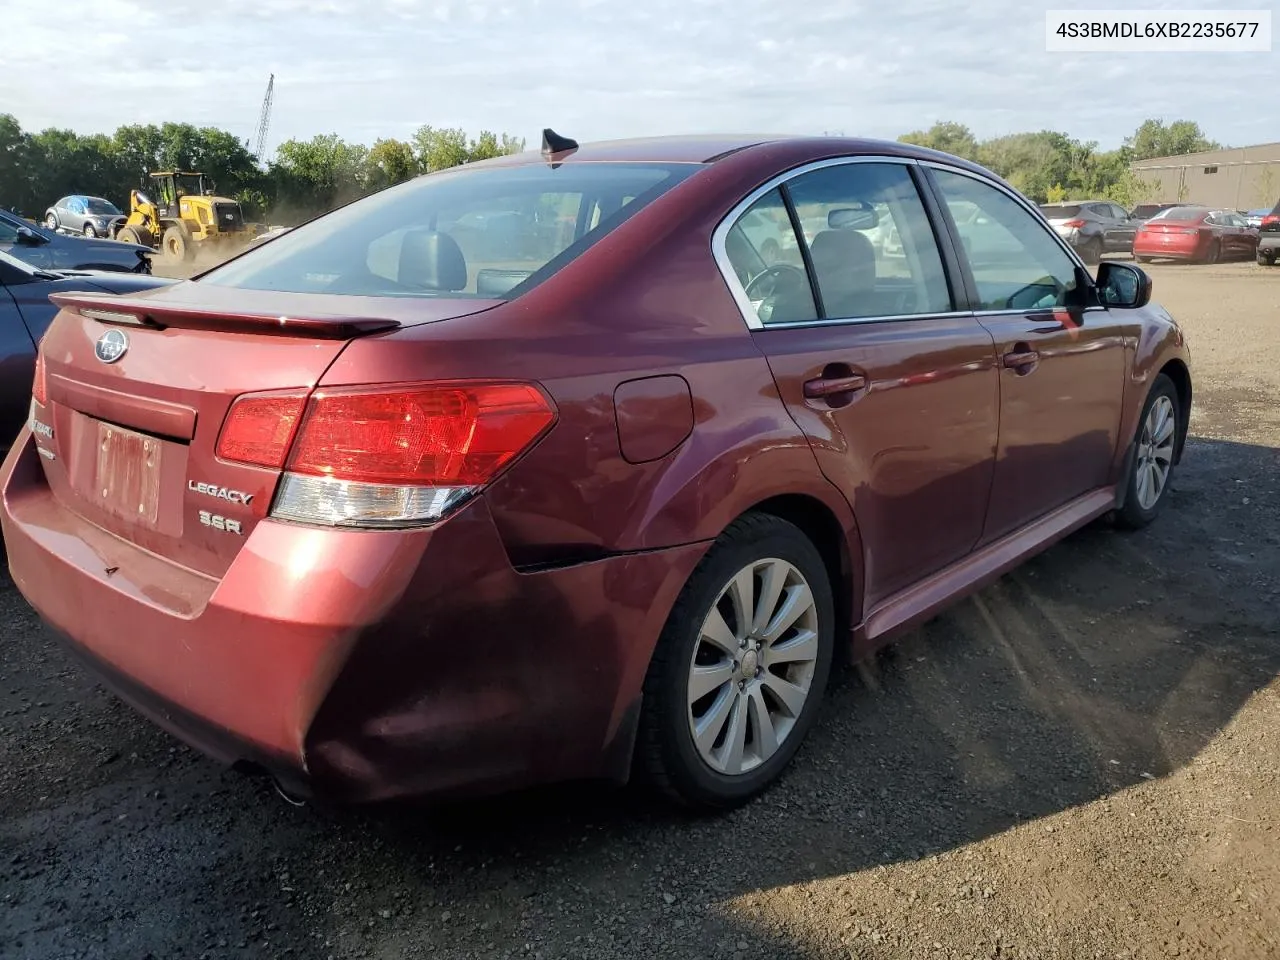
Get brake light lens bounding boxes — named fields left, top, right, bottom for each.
left=216, top=389, right=309, bottom=468
left=218, top=381, right=556, bottom=528
left=1263, top=214, right=1279, bottom=226
left=31, top=350, right=47, bottom=406
left=1061, top=219, right=1087, bottom=228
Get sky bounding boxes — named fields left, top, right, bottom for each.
left=2, top=0, right=1275, bottom=157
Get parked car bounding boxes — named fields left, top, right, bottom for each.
left=1132, top=206, right=1259, bottom=264
left=44, top=195, right=126, bottom=238
left=0, top=133, right=1192, bottom=811
left=1129, top=202, right=1184, bottom=222
left=1257, top=200, right=1280, bottom=265
left=1241, top=208, right=1269, bottom=229
left=0, top=209, right=152, bottom=274
left=1038, top=200, right=1140, bottom=262
left=0, top=250, right=173, bottom=454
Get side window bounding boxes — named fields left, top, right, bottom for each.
left=723, top=189, right=817, bottom=325
left=0, top=218, right=19, bottom=243
left=1111, top=204, right=1130, bottom=221
left=785, top=162, right=953, bottom=319
left=932, top=169, right=1082, bottom=312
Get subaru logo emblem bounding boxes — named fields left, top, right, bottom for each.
left=95, top=329, right=129, bottom=364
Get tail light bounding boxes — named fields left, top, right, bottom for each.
left=32, top=349, right=47, bottom=407
left=216, top=381, right=556, bottom=527
left=1263, top=214, right=1279, bottom=226
left=1061, top=219, right=1086, bottom=228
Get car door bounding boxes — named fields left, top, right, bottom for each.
left=0, top=270, right=40, bottom=453
left=717, top=159, right=1000, bottom=610
left=1106, top=203, right=1139, bottom=252
left=926, top=167, right=1127, bottom=545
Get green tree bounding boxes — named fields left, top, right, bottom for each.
left=1125, top=119, right=1220, bottom=160
left=897, top=121, right=979, bottom=161
left=413, top=125, right=470, bottom=172
left=365, top=138, right=418, bottom=191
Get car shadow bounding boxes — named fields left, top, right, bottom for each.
left=2, top=436, right=1277, bottom=960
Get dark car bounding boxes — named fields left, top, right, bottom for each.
left=0, top=209, right=151, bottom=274
left=1038, top=200, right=1141, bottom=262
left=1133, top=206, right=1259, bottom=264
left=1129, top=202, right=1184, bottom=222
left=1256, top=200, right=1280, bottom=265
left=0, top=250, right=173, bottom=454
left=44, top=195, right=127, bottom=238
left=1, top=133, right=1192, bottom=811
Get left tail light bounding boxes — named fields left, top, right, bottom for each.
left=1062, top=219, right=1087, bottom=228
left=217, top=381, right=556, bottom=528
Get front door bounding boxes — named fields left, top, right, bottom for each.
left=720, top=160, right=1000, bottom=610
left=928, top=168, right=1127, bottom=544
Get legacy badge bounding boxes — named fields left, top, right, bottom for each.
left=188, top=480, right=253, bottom=505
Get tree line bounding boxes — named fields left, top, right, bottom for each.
left=0, top=113, right=1223, bottom=226
left=0, top=115, right=524, bottom=224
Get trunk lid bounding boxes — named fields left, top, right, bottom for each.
left=33, top=284, right=499, bottom=578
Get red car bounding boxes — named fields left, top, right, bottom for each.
left=1, top=131, right=1192, bottom=811
left=1132, top=205, right=1259, bottom=264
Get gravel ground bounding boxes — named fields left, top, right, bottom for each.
left=2, top=261, right=1278, bottom=960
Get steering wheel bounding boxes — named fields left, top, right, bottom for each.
left=744, top=262, right=808, bottom=300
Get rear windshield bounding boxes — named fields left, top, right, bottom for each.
left=1150, top=206, right=1208, bottom=221
left=1039, top=204, right=1083, bottom=217
left=200, top=162, right=697, bottom=299
left=1130, top=204, right=1171, bottom=219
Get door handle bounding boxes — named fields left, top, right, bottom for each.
left=803, top=374, right=867, bottom=398
left=1002, top=349, right=1039, bottom=370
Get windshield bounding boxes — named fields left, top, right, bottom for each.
left=1150, top=206, right=1208, bottom=221
left=85, top=198, right=121, bottom=215
left=174, top=174, right=205, bottom=197
left=201, top=161, right=697, bottom=299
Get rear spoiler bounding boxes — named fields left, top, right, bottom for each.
left=48, top=292, right=401, bottom=339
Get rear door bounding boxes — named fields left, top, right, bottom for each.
left=1102, top=203, right=1138, bottom=252
left=719, top=159, right=1000, bottom=610
left=926, top=167, right=1126, bottom=544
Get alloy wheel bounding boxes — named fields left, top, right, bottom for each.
left=1135, top=395, right=1176, bottom=510
left=687, top=558, right=819, bottom=776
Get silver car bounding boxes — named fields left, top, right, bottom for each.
left=43, top=195, right=126, bottom=238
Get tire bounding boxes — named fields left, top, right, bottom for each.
left=1203, top=241, right=1220, bottom=265
left=636, top=513, right=835, bottom=810
left=44, top=212, right=59, bottom=232
left=1134, top=254, right=1151, bottom=264
left=1079, top=237, right=1102, bottom=265
left=162, top=225, right=193, bottom=262
left=1258, top=251, right=1276, bottom=266
left=1116, top=373, right=1180, bottom=530
left=82, top=223, right=97, bottom=237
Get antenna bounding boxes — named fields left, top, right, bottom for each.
left=253, top=74, right=275, bottom=163
left=541, top=128, right=578, bottom=156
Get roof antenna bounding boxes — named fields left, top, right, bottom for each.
left=541, top=128, right=579, bottom=162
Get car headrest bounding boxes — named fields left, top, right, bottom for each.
left=398, top=229, right=468, bottom=292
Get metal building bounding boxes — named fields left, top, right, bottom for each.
left=1132, top=143, right=1280, bottom=211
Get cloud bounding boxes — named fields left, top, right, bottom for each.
left=1, top=0, right=1273, bottom=156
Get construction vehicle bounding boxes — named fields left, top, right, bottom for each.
left=116, top=171, right=254, bottom=263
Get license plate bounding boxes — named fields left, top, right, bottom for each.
left=95, top=422, right=162, bottom=526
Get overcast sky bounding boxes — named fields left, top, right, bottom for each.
left=3, top=0, right=1274, bottom=157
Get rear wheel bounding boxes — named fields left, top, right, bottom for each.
left=44, top=212, right=58, bottom=231
left=1079, top=237, right=1102, bottom=265
left=637, top=513, right=835, bottom=810
left=1259, top=250, right=1276, bottom=266
left=162, top=225, right=193, bottom=263
left=1116, top=373, right=1180, bottom=530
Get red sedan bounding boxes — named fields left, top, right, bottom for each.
left=1133, top=206, right=1259, bottom=264
left=1, top=131, right=1192, bottom=811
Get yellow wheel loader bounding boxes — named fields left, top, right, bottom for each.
left=116, top=171, right=255, bottom=263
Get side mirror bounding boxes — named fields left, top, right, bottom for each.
left=1096, top=260, right=1151, bottom=309
left=15, top=226, right=45, bottom=246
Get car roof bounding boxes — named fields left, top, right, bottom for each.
left=474, top=133, right=996, bottom=169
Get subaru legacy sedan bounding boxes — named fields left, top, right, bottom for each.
left=1, top=133, right=1191, bottom=811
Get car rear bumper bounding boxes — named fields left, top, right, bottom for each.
left=1258, top=235, right=1280, bottom=254
left=0, top=432, right=708, bottom=803
left=1133, top=240, right=1201, bottom=260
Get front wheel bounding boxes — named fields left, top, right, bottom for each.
left=637, top=513, right=835, bottom=810
left=1259, top=251, right=1276, bottom=266
left=162, top=225, right=193, bottom=263
left=82, top=223, right=97, bottom=237
left=1079, top=238, right=1102, bottom=265
left=1116, top=373, right=1181, bottom=530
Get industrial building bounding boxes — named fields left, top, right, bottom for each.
left=1131, top=142, right=1280, bottom=210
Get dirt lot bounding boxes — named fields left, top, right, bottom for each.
left=2, top=261, right=1278, bottom=960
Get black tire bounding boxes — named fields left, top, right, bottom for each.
left=162, top=225, right=193, bottom=262
left=1203, top=241, right=1220, bottom=265
left=44, top=212, right=58, bottom=231
left=1079, top=237, right=1102, bottom=265
left=1258, top=251, right=1276, bottom=266
left=1116, top=373, right=1181, bottom=530
left=636, top=513, right=835, bottom=810
left=1134, top=254, right=1151, bottom=263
